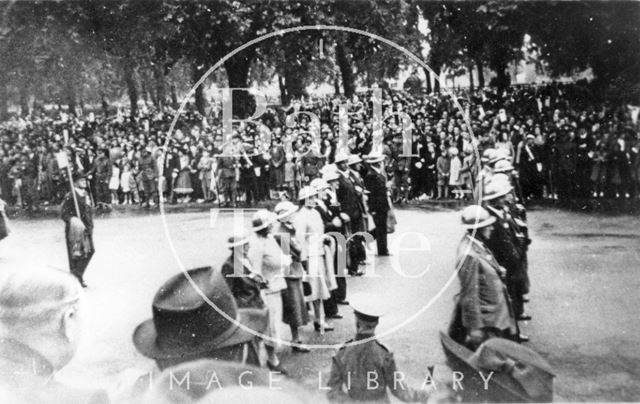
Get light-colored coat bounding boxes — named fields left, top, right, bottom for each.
left=248, top=234, right=288, bottom=293
left=293, top=206, right=336, bottom=301
left=455, top=234, right=516, bottom=333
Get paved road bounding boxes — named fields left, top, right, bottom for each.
left=1, top=206, right=638, bottom=401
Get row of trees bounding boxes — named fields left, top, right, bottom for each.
left=0, top=1, right=638, bottom=120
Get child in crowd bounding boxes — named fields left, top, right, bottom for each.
left=121, top=162, right=133, bottom=205
left=436, top=145, right=450, bottom=199
left=283, top=154, right=296, bottom=200
left=448, top=147, right=462, bottom=199
left=109, top=161, right=121, bottom=205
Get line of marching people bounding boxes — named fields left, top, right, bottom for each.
left=217, top=151, right=390, bottom=375
left=449, top=147, right=533, bottom=351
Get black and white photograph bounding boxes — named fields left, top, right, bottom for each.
left=0, top=0, right=639, bottom=403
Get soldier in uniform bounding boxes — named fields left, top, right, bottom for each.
left=299, top=139, right=324, bottom=185
left=92, top=148, right=112, bottom=210
left=327, top=293, right=431, bottom=403
left=217, top=135, right=244, bottom=207
left=347, top=154, right=370, bottom=268
left=60, top=171, right=94, bottom=288
left=335, top=152, right=365, bottom=277
left=138, top=147, right=159, bottom=208
left=448, top=205, right=518, bottom=350
left=364, top=153, right=390, bottom=256
left=482, top=176, right=531, bottom=332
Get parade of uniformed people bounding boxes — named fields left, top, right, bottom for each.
left=0, top=1, right=639, bottom=403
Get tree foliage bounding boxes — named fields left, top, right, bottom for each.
left=0, top=0, right=638, bottom=118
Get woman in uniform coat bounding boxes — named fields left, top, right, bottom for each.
left=293, top=186, right=336, bottom=333
left=272, top=201, right=311, bottom=352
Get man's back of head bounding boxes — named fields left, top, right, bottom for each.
left=0, top=265, right=83, bottom=372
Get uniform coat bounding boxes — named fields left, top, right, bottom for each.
left=61, top=189, right=94, bottom=283
left=337, top=170, right=365, bottom=233
left=364, top=168, right=389, bottom=255
left=273, top=221, right=309, bottom=327
left=293, top=206, right=335, bottom=302
left=449, top=235, right=516, bottom=346
left=327, top=335, right=429, bottom=402
left=220, top=255, right=265, bottom=309
left=484, top=205, right=529, bottom=317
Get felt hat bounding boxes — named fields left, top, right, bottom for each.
left=133, top=267, right=267, bottom=360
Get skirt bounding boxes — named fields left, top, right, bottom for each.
left=174, top=170, right=193, bottom=194
left=304, top=254, right=332, bottom=302
left=262, top=290, right=283, bottom=348
left=108, top=177, right=120, bottom=191
left=281, top=278, right=309, bottom=328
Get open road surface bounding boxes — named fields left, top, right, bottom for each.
left=1, top=206, right=639, bottom=401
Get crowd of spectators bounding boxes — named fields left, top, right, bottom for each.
left=0, top=80, right=638, bottom=211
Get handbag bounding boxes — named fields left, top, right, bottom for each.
left=302, top=281, right=312, bottom=297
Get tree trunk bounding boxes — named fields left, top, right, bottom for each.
left=284, top=66, right=306, bottom=103
left=154, top=64, right=166, bottom=109
left=101, top=93, right=109, bottom=116
left=433, top=65, right=441, bottom=93
left=336, top=44, right=355, bottom=97
left=423, top=67, right=432, bottom=93
left=191, top=63, right=206, bottom=115
left=66, top=80, right=77, bottom=116
left=224, top=56, right=253, bottom=119
left=278, top=74, right=288, bottom=106
left=171, top=84, right=178, bottom=109
left=494, top=61, right=509, bottom=92
left=141, top=80, right=149, bottom=104
left=468, top=62, right=475, bottom=91
left=476, top=58, right=485, bottom=88
left=0, top=80, right=8, bottom=121
left=123, top=59, right=138, bottom=117
left=19, top=84, right=30, bottom=117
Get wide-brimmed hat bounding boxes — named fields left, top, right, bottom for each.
left=133, top=267, right=267, bottom=360
left=461, top=205, right=496, bottom=230
left=440, top=332, right=554, bottom=403
left=469, top=338, right=555, bottom=400
left=480, top=148, right=497, bottom=163
left=252, top=210, right=277, bottom=232
left=347, top=154, right=363, bottom=165
left=322, top=169, right=340, bottom=183
left=310, top=178, right=329, bottom=190
left=364, top=153, right=385, bottom=164
left=297, top=186, right=319, bottom=201
left=483, top=177, right=513, bottom=201
left=320, top=163, right=338, bottom=176
left=493, top=160, right=514, bottom=174
left=489, top=149, right=510, bottom=165
left=274, top=201, right=298, bottom=220
left=226, top=229, right=251, bottom=248
left=334, top=152, right=350, bottom=164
